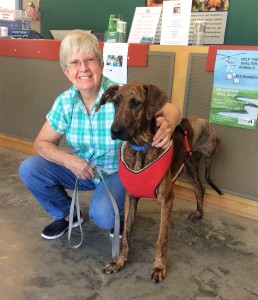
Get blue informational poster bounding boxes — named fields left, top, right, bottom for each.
left=209, top=50, right=258, bottom=130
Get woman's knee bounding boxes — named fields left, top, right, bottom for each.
left=89, top=186, right=125, bottom=229
left=19, top=156, right=39, bottom=183
left=89, top=199, right=115, bottom=229
left=89, top=172, right=126, bottom=229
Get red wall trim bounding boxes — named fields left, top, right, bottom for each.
left=0, top=39, right=149, bottom=67
left=0, top=39, right=61, bottom=60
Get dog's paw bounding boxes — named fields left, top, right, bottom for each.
left=151, top=267, right=166, bottom=283
left=103, top=261, right=124, bottom=274
left=188, top=210, right=203, bottom=221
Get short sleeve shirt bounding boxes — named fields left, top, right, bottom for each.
left=46, top=76, right=121, bottom=184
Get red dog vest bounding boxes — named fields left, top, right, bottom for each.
left=118, top=141, right=174, bottom=198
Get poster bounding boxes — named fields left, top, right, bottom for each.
left=189, top=0, right=230, bottom=45
left=146, top=0, right=230, bottom=45
left=102, top=43, right=128, bottom=84
left=209, top=50, right=258, bottom=130
left=160, top=0, right=192, bottom=45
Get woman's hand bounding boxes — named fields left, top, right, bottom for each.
left=34, top=121, right=94, bottom=180
left=152, top=103, right=182, bottom=149
left=152, top=117, right=172, bottom=149
left=64, top=155, right=94, bottom=180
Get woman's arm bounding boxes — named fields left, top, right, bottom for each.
left=34, top=121, right=94, bottom=179
left=152, top=103, right=182, bottom=149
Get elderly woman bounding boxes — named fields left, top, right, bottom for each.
left=19, top=30, right=181, bottom=240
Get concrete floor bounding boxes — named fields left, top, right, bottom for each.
left=1, top=146, right=258, bottom=300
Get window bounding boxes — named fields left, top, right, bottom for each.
left=0, top=0, right=22, bottom=10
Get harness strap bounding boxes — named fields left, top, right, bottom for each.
left=171, top=123, right=193, bottom=183
left=172, top=163, right=184, bottom=183
left=183, top=131, right=192, bottom=156
left=177, top=123, right=192, bottom=157
left=177, top=124, right=193, bottom=156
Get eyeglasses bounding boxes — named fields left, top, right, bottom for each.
left=65, top=57, right=98, bottom=70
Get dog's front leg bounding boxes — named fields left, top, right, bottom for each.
left=103, top=193, right=138, bottom=274
left=151, top=182, right=173, bottom=283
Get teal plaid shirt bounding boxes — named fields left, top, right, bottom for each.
left=46, top=76, right=121, bottom=184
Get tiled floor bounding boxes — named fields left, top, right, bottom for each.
left=1, top=146, right=258, bottom=300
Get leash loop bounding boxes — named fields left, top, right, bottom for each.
left=68, top=168, right=121, bottom=259
left=95, top=167, right=121, bottom=259
left=68, top=178, right=83, bottom=249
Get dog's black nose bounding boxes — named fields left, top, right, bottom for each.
left=111, top=127, right=123, bottom=139
left=111, top=125, right=127, bottom=140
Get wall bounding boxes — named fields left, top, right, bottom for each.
left=40, top=0, right=145, bottom=39
left=224, top=0, right=258, bottom=45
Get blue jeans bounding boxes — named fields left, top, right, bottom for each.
left=19, top=156, right=125, bottom=229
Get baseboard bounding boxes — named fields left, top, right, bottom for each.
left=0, top=134, right=36, bottom=155
left=1, top=134, right=258, bottom=221
left=174, top=181, right=258, bottom=221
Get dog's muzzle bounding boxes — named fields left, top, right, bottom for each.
left=111, top=125, right=129, bottom=140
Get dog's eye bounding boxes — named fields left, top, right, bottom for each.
left=215, top=5, right=220, bottom=10
left=131, top=99, right=141, bottom=109
left=113, top=97, right=120, bottom=106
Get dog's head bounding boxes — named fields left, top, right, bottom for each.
left=147, top=0, right=163, bottom=7
left=203, top=0, right=226, bottom=11
left=95, top=82, right=169, bottom=143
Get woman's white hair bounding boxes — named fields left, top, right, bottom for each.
left=59, top=29, right=103, bottom=71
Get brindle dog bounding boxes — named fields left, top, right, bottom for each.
left=96, top=82, right=222, bottom=282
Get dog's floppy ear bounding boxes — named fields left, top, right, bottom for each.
left=143, top=84, right=169, bottom=120
left=95, top=85, right=119, bottom=112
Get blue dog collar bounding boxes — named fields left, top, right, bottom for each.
left=129, top=142, right=152, bottom=151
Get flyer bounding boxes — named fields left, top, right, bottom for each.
left=188, top=0, right=230, bottom=45
left=102, top=43, right=128, bottom=84
left=146, top=0, right=229, bottom=45
left=160, top=0, right=192, bottom=45
left=128, top=7, right=162, bottom=44
left=209, top=50, right=258, bottom=130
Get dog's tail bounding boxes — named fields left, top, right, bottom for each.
left=204, top=156, right=223, bottom=195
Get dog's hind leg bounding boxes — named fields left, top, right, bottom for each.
left=185, top=153, right=205, bottom=221
left=205, top=156, right=223, bottom=195
left=151, top=178, right=173, bottom=283
left=103, top=194, right=138, bottom=274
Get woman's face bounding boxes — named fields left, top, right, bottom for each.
left=64, top=50, right=103, bottom=94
